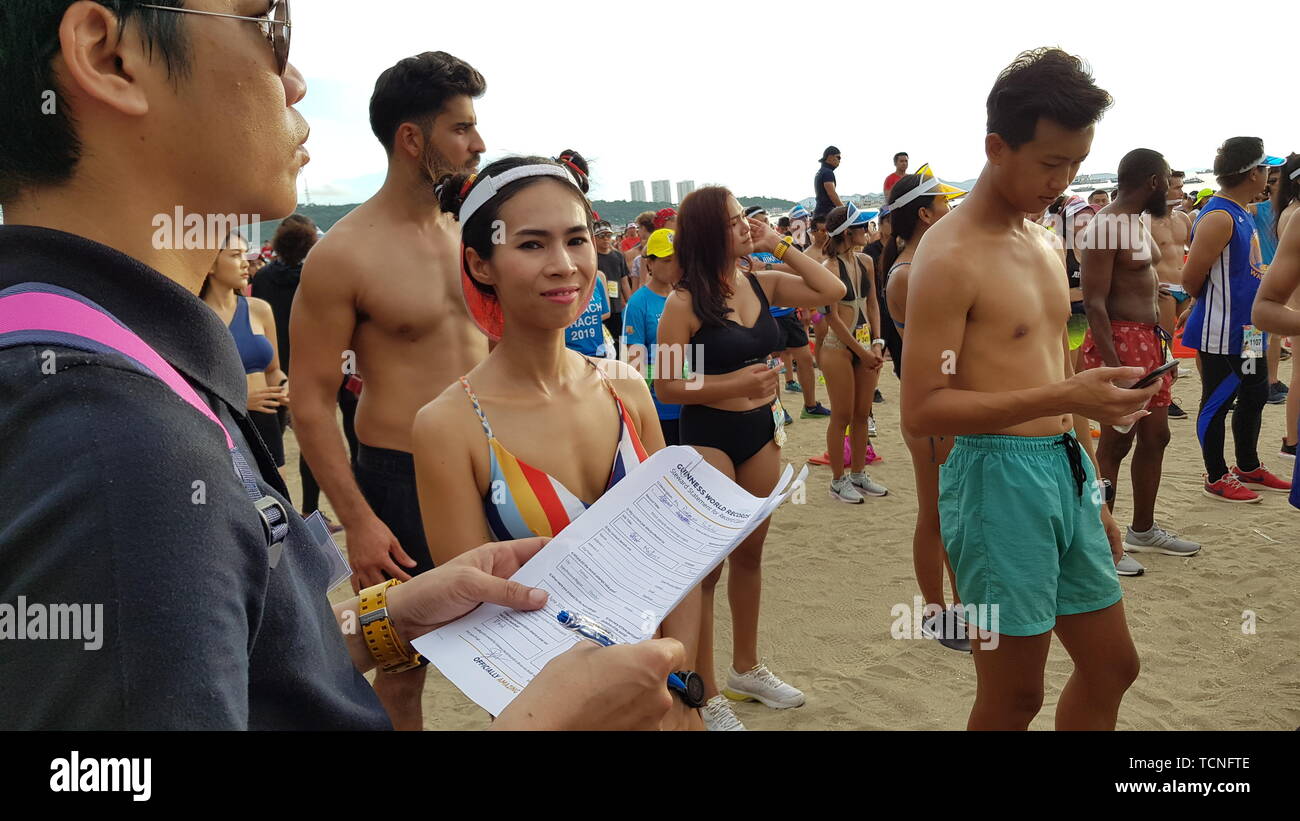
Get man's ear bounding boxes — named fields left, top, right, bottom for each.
left=58, top=1, right=152, bottom=117
left=985, top=133, right=1005, bottom=165
left=394, top=122, right=425, bottom=162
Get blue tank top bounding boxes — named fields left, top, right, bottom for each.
left=230, top=295, right=274, bottom=374
left=1182, top=197, right=1263, bottom=356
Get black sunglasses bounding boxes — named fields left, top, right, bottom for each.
left=139, top=1, right=291, bottom=75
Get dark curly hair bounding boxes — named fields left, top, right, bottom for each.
left=987, top=47, right=1112, bottom=149
left=271, top=214, right=318, bottom=266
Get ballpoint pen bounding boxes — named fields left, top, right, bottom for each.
left=557, top=610, right=704, bottom=708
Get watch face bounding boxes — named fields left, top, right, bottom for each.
left=683, top=672, right=706, bottom=708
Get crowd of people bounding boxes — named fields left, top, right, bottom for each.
left=1, top=2, right=1295, bottom=732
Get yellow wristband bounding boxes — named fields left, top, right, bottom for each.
left=772, top=237, right=794, bottom=261
left=358, top=579, right=423, bottom=673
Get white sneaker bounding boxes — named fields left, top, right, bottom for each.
left=868, top=414, right=878, bottom=436
left=723, top=663, right=806, bottom=709
left=849, top=471, right=889, bottom=497
left=829, top=476, right=865, bottom=504
left=701, top=695, right=746, bottom=731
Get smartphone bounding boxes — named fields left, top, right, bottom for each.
left=1128, top=360, right=1177, bottom=390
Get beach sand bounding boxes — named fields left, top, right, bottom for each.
left=303, top=358, right=1299, bottom=730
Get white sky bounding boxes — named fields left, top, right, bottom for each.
left=291, top=0, right=1294, bottom=205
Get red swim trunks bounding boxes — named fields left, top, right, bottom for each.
left=1079, top=320, right=1173, bottom=409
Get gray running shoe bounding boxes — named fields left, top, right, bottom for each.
left=848, top=471, right=888, bottom=497
left=701, top=695, right=747, bottom=731
left=921, top=608, right=973, bottom=653
left=1124, top=525, right=1202, bottom=556
left=1116, top=552, right=1146, bottom=576
left=868, top=415, right=878, bottom=436
left=829, top=476, right=865, bottom=504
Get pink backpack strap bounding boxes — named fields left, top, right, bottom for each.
left=0, top=284, right=290, bottom=558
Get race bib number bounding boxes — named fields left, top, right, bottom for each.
left=1242, top=325, right=1265, bottom=359
left=606, top=279, right=619, bottom=299
left=854, top=325, right=872, bottom=346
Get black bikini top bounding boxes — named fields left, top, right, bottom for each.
left=689, top=273, right=783, bottom=375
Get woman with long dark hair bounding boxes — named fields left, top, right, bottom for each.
left=656, top=186, right=844, bottom=730
left=882, top=171, right=969, bottom=651
left=412, top=157, right=700, bottom=729
left=819, top=203, right=888, bottom=503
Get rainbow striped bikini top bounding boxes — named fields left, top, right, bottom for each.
left=459, top=361, right=648, bottom=540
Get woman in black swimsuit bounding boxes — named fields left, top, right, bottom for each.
left=657, top=187, right=845, bottom=729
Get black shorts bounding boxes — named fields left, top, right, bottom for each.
left=354, top=444, right=434, bottom=575
left=775, top=311, right=808, bottom=350
left=679, top=403, right=775, bottom=467
left=660, top=416, right=681, bottom=446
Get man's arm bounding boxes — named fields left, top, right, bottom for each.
left=1080, top=234, right=1122, bottom=367
left=824, top=180, right=843, bottom=208
left=1253, top=215, right=1300, bottom=336
left=1181, top=210, right=1232, bottom=297
left=291, top=244, right=415, bottom=589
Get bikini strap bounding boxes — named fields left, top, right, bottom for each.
left=458, top=376, right=494, bottom=439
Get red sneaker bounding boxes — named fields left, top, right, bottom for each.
left=1203, top=473, right=1262, bottom=503
left=1232, top=464, right=1293, bottom=493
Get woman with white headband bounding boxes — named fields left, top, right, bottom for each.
left=411, top=156, right=702, bottom=729
left=819, top=202, right=889, bottom=503
left=882, top=171, right=969, bottom=651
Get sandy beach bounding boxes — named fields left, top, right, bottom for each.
left=309, top=360, right=1299, bottom=731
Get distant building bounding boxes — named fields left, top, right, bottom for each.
left=652, top=179, right=672, bottom=203
left=630, top=180, right=646, bottom=201
left=676, top=180, right=695, bottom=201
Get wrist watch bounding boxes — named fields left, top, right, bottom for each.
left=668, top=670, right=706, bottom=708
left=871, top=338, right=886, bottom=348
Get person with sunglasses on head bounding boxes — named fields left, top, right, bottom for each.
left=814, top=146, right=844, bottom=220
left=412, top=158, right=702, bottom=729
left=819, top=203, right=888, bottom=503
left=289, top=52, right=494, bottom=729
left=882, top=170, right=968, bottom=650
left=0, top=1, right=685, bottom=732
left=1181, top=137, right=1292, bottom=503
left=655, top=186, right=845, bottom=730
left=1252, top=164, right=1300, bottom=507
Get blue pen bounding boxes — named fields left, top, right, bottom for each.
left=557, top=610, right=688, bottom=691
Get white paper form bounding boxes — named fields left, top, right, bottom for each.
left=413, top=446, right=808, bottom=716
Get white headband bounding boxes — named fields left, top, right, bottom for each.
left=460, top=164, right=578, bottom=225
left=1229, top=152, right=1271, bottom=176
left=828, top=203, right=870, bottom=237
left=886, top=175, right=946, bottom=215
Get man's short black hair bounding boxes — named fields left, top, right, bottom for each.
left=1117, top=148, right=1167, bottom=191
left=369, top=51, right=486, bottom=154
left=986, top=47, right=1113, bottom=150
left=894, top=152, right=908, bottom=162
left=0, top=1, right=192, bottom=202
left=1213, top=136, right=1265, bottom=188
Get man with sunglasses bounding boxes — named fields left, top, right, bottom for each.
left=0, top=1, right=685, bottom=731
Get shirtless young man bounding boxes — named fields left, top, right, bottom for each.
left=290, top=52, right=488, bottom=729
left=902, top=49, right=1159, bottom=730
left=1149, top=171, right=1194, bottom=353
left=1079, top=149, right=1201, bottom=562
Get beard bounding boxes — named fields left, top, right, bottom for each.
left=419, top=137, right=479, bottom=185
left=1146, top=191, right=1170, bottom=218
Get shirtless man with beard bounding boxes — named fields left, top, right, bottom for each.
left=290, top=52, right=489, bottom=729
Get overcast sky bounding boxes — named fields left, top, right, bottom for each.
left=291, top=0, right=1293, bottom=205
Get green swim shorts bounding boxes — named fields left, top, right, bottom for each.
left=937, top=432, right=1123, bottom=637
